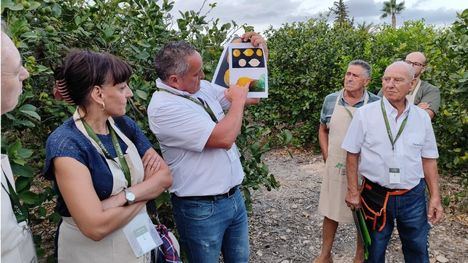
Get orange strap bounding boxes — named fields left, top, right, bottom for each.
left=361, top=181, right=410, bottom=232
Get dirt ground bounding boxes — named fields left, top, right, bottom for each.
left=249, top=148, right=468, bottom=263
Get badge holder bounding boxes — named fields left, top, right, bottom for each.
left=123, top=212, right=163, bottom=257
left=388, top=154, right=401, bottom=184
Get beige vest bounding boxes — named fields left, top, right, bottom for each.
left=318, top=91, right=368, bottom=223
left=406, top=79, right=422, bottom=104
left=56, top=111, right=150, bottom=263
left=1, top=154, right=37, bottom=263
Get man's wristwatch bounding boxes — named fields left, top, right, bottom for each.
left=124, top=189, right=136, bottom=205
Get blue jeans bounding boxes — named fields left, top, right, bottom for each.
left=366, top=179, right=430, bottom=263
left=171, top=188, right=249, bottom=263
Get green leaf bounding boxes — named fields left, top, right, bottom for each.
left=18, top=103, right=38, bottom=112
left=15, top=119, right=35, bottom=128
left=15, top=176, right=30, bottom=192
left=74, top=16, right=82, bottom=25
left=11, top=164, right=34, bottom=178
left=11, top=158, right=26, bottom=166
left=135, top=90, right=148, bottom=100
left=49, top=212, right=62, bottom=224
left=17, top=148, right=33, bottom=159
left=36, top=65, right=52, bottom=74
left=20, top=110, right=41, bottom=121
left=38, top=206, right=47, bottom=218
left=28, top=1, right=41, bottom=10
left=19, top=191, right=40, bottom=205
left=7, top=140, right=21, bottom=156
left=2, top=1, right=24, bottom=11
left=51, top=3, right=62, bottom=16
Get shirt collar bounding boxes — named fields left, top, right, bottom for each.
left=382, top=96, right=410, bottom=116
left=156, top=78, right=193, bottom=97
left=339, top=89, right=368, bottom=105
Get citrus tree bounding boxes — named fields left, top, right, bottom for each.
left=1, top=0, right=281, bottom=258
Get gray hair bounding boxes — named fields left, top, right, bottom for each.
left=386, top=61, right=415, bottom=80
left=154, top=41, right=197, bottom=80
left=348, top=59, right=372, bottom=78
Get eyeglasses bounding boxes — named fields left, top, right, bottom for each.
left=404, top=60, right=425, bottom=67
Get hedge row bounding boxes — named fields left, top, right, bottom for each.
left=258, top=12, right=467, bottom=177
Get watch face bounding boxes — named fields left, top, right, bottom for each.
left=126, top=191, right=136, bottom=202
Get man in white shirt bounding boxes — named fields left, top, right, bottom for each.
left=148, top=33, right=266, bottom=263
left=378, top=52, right=441, bottom=120
left=316, top=60, right=379, bottom=263
left=342, top=61, right=443, bottom=262
left=1, top=26, right=37, bottom=262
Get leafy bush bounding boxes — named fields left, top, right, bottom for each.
left=1, top=0, right=280, bottom=258
left=1, top=0, right=466, bottom=259
left=429, top=10, right=467, bottom=177
left=254, top=15, right=467, bottom=177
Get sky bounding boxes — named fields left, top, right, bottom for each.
left=169, top=0, right=467, bottom=33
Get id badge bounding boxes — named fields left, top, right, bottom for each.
left=123, top=212, right=163, bottom=257
left=389, top=168, right=401, bottom=184
left=388, top=155, right=401, bottom=184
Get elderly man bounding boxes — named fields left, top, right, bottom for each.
left=148, top=33, right=266, bottom=263
left=343, top=61, right=443, bottom=262
left=1, top=28, right=37, bottom=262
left=379, top=52, right=440, bottom=120
left=316, top=60, right=380, bottom=263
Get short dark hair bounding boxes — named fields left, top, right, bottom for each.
left=154, top=41, right=197, bottom=81
left=54, top=50, right=132, bottom=106
left=348, top=59, right=372, bottom=78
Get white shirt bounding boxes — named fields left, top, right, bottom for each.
left=1, top=154, right=37, bottom=262
left=341, top=97, right=438, bottom=189
left=147, top=79, right=244, bottom=196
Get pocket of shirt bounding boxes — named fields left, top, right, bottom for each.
left=404, top=133, right=424, bottom=158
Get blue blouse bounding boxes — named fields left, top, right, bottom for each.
left=43, top=116, right=152, bottom=217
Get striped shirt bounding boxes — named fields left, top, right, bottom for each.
left=320, top=90, right=380, bottom=124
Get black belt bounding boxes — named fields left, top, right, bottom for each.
left=363, top=178, right=411, bottom=196
left=173, top=185, right=240, bottom=201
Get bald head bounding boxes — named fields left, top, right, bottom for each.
left=405, top=51, right=427, bottom=79
left=1, top=32, right=15, bottom=66
left=1, top=31, right=29, bottom=114
left=385, top=61, right=415, bottom=80
left=382, top=61, right=416, bottom=105
left=406, top=52, right=426, bottom=64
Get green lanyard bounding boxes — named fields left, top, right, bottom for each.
left=159, top=89, right=218, bottom=123
left=82, top=120, right=132, bottom=187
left=380, top=99, right=409, bottom=151
left=2, top=171, right=29, bottom=223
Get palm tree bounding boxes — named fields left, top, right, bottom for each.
left=381, top=0, right=405, bottom=28
left=330, top=0, right=351, bottom=27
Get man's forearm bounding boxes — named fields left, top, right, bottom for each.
left=318, top=124, right=329, bottom=161
left=206, top=100, right=245, bottom=149
left=422, top=158, right=441, bottom=200
left=346, top=152, right=360, bottom=193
